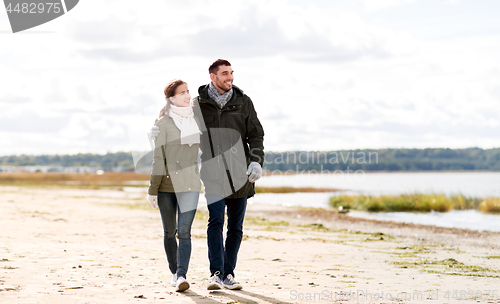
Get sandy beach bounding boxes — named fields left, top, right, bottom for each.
left=1, top=186, right=500, bottom=304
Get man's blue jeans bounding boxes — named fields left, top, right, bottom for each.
left=158, top=191, right=198, bottom=278
left=206, top=194, right=247, bottom=279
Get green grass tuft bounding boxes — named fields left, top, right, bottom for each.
left=328, top=193, right=500, bottom=213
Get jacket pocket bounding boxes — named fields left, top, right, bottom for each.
left=200, top=154, right=224, bottom=181
left=226, top=139, right=248, bottom=192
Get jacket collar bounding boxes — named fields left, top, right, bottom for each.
left=198, top=84, right=244, bottom=105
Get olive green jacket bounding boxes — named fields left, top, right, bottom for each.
left=148, top=116, right=201, bottom=195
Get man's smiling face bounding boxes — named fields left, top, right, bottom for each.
left=211, top=65, right=234, bottom=93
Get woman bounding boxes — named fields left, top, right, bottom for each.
left=147, top=79, right=202, bottom=292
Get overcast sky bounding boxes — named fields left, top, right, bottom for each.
left=1, top=0, right=499, bottom=156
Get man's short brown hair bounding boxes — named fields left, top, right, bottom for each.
left=209, top=59, right=231, bottom=74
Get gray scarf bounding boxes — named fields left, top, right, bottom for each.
left=208, top=82, right=233, bottom=109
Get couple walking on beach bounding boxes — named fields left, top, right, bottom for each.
left=146, top=59, right=265, bottom=292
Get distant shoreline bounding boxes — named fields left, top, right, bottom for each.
left=1, top=169, right=500, bottom=176
left=262, top=169, right=500, bottom=176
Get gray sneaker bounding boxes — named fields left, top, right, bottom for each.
left=207, top=271, right=223, bottom=290
left=222, top=274, right=242, bottom=290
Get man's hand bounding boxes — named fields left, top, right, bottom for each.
left=147, top=194, right=158, bottom=208
left=149, top=126, right=160, bottom=141
left=246, top=162, right=262, bottom=183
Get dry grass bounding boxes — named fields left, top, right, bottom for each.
left=0, top=173, right=338, bottom=193
left=329, top=193, right=484, bottom=213
left=479, top=198, right=500, bottom=213
left=0, top=172, right=149, bottom=188
left=255, top=186, right=338, bottom=193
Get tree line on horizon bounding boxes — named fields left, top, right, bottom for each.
left=1, top=147, right=499, bottom=172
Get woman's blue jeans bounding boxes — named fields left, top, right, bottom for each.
left=158, top=191, right=198, bottom=278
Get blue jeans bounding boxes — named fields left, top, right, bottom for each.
left=206, top=194, right=247, bottom=279
left=158, top=191, right=198, bottom=278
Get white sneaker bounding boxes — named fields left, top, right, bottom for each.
left=170, top=273, right=177, bottom=287
left=222, top=274, right=242, bottom=290
left=176, top=276, right=190, bottom=292
left=207, top=271, right=222, bottom=290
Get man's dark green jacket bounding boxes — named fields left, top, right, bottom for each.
left=195, top=84, right=264, bottom=199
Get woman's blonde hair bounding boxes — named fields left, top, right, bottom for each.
left=158, top=79, right=187, bottom=118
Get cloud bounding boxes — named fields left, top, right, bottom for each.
left=0, top=111, right=71, bottom=133
left=2, top=0, right=500, bottom=155
left=79, top=48, right=158, bottom=63
left=359, top=0, right=415, bottom=11
left=0, top=95, right=30, bottom=104
left=76, top=86, right=92, bottom=102
left=70, top=1, right=398, bottom=64
left=70, top=18, right=134, bottom=44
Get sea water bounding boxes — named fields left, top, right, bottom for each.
left=254, top=172, right=500, bottom=232
left=348, top=209, right=500, bottom=232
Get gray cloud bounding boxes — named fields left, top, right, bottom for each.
left=79, top=48, right=158, bottom=63
left=0, top=112, right=71, bottom=133
left=76, top=86, right=92, bottom=101
left=263, top=112, right=288, bottom=121
left=0, top=95, right=31, bottom=104
left=69, top=18, right=134, bottom=44
left=487, top=84, right=500, bottom=100
left=73, top=5, right=393, bottom=64
left=328, top=122, right=500, bottom=140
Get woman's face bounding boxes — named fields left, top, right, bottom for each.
left=170, top=84, right=191, bottom=107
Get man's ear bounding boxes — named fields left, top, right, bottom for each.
left=209, top=73, right=215, bottom=82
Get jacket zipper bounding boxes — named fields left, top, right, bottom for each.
left=217, top=108, right=222, bottom=168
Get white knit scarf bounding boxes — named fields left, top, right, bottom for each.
left=168, top=105, right=201, bottom=146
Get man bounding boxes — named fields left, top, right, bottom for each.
left=198, top=59, right=264, bottom=290
left=151, top=59, right=264, bottom=290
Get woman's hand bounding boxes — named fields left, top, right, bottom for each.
left=149, top=126, right=160, bottom=141
left=147, top=194, right=158, bottom=208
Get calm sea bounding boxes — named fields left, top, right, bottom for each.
left=250, top=172, right=500, bottom=232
